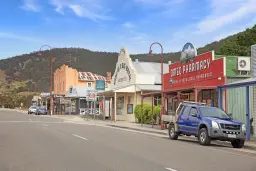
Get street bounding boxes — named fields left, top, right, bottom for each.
left=0, top=110, right=255, bottom=171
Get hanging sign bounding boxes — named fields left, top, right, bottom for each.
left=96, top=80, right=105, bottom=90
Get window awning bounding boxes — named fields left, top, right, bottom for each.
left=218, top=77, right=256, bottom=89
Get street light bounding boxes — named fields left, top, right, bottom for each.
left=148, top=42, right=165, bottom=129
left=37, top=45, right=53, bottom=116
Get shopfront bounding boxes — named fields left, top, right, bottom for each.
left=98, top=48, right=168, bottom=122
left=163, top=43, right=226, bottom=115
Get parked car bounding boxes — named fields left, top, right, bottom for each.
left=28, top=106, right=38, bottom=114
left=35, top=107, right=48, bottom=115
left=163, top=101, right=246, bottom=148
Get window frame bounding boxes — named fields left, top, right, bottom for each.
left=181, top=106, right=191, bottom=117
left=189, top=107, right=198, bottom=116
left=87, top=82, right=92, bottom=87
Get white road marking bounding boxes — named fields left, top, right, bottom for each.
left=72, top=134, right=88, bottom=141
left=0, top=121, right=63, bottom=124
left=165, top=168, right=178, bottom=171
left=29, top=118, right=32, bottom=121
left=43, top=124, right=48, bottom=127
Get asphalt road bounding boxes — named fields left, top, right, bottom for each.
left=0, top=110, right=256, bottom=171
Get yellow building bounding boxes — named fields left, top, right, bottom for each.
left=53, top=64, right=112, bottom=115
left=54, top=64, right=111, bottom=95
left=98, top=48, right=169, bottom=122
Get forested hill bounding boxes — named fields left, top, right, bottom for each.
left=0, top=25, right=255, bottom=91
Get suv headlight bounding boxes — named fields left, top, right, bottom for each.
left=242, top=124, right=246, bottom=131
left=212, top=121, right=219, bottom=129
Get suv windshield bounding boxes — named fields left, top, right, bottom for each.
left=199, top=107, right=230, bottom=119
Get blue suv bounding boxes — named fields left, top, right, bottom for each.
left=167, top=102, right=246, bottom=148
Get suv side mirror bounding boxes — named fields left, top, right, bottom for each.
left=227, top=113, right=233, bottom=119
left=191, top=113, right=198, bottom=117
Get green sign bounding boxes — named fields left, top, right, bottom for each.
left=96, top=80, right=105, bottom=90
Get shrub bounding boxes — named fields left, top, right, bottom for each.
left=148, top=105, right=161, bottom=124
left=134, top=103, right=152, bottom=123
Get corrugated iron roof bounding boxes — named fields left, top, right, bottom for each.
left=136, top=84, right=161, bottom=91
left=78, top=72, right=106, bottom=81
left=132, top=61, right=169, bottom=74
left=132, top=61, right=169, bottom=84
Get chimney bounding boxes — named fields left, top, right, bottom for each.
left=106, top=72, right=112, bottom=83
left=168, top=61, right=172, bottom=65
left=135, top=59, right=139, bottom=63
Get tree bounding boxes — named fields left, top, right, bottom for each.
left=0, top=81, right=37, bottom=108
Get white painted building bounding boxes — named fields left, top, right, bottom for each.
left=98, top=48, right=168, bottom=122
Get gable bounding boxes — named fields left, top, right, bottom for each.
left=111, top=48, right=136, bottom=89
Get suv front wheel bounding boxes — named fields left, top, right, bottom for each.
left=198, top=128, right=211, bottom=145
left=231, top=139, right=244, bottom=148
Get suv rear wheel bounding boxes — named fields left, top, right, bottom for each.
left=198, top=128, right=211, bottom=145
left=168, top=124, right=179, bottom=140
left=231, top=139, right=245, bottom=148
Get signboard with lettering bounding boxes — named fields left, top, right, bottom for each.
left=111, top=48, right=136, bottom=89
left=60, top=98, right=71, bottom=104
left=96, top=80, right=105, bottom=90
left=113, top=62, right=132, bottom=85
left=164, top=51, right=226, bottom=91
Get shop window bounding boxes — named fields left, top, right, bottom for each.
left=128, top=96, right=131, bottom=104
left=87, top=82, right=92, bottom=87
left=154, top=95, right=161, bottom=106
left=117, top=96, right=124, bottom=115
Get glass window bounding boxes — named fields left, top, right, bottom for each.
left=154, top=95, right=161, bottom=106
left=182, top=106, right=190, bottom=116
left=190, top=107, right=198, bottom=115
left=87, top=82, right=92, bottom=87
left=199, top=107, right=230, bottom=119
left=127, top=96, right=131, bottom=104
left=176, top=104, right=184, bottom=115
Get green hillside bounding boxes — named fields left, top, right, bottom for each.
left=0, top=25, right=255, bottom=91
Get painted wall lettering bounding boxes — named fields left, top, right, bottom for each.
left=113, top=63, right=132, bottom=85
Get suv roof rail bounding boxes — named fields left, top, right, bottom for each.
left=182, top=101, right=207, bottom=106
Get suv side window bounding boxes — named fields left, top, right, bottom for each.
left=177, top=104, right=184, bottom=115
left=182, top=106, right=190, bottom=117
left=190, top=107, right=198, bottom=115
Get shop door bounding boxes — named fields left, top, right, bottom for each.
left=117, top=96, right=124, bottom=115
left=167, top=98, right=179, bottom=115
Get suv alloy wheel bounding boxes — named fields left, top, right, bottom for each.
left=198, top=128, right=211, bottom=145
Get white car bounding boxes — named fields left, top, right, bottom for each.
left=28, top=106, right=38, bottom=114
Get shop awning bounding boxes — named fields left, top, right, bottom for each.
left=218, top=77, right=256, bottom=89
left=97, top=90, right=114, bottom=96
left=98, top=84, right=162, bottom=94
left=114, top=85, right=136, bottom=93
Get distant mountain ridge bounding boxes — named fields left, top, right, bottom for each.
left=0, top=25, right=255, bottom=91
